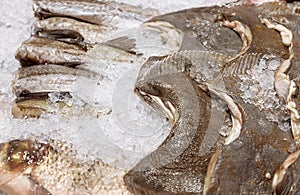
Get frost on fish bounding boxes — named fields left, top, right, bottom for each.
left=227, top=54, right=290, bottom=131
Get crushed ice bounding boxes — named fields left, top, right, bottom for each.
left=238, top=55, right=290, bottom=131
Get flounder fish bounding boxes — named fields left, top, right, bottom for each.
left=124, top=1, right=300, bottom=194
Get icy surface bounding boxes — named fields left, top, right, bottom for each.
left=238, top=55, right=290, bottom=131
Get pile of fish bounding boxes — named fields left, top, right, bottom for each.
left=1, top=0, right=300, bottom=194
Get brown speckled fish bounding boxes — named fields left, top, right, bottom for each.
left=124, top=1, right=300, bottom=194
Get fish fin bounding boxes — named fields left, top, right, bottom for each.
left=104, top=36, right=137, bottom=54
left=179, top=34, right=207, bottom=51
left=223, top=53, right=264, bottom=77
left=138, top=50, right=231, bottom=84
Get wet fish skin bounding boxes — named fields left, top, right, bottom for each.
left=126, top=71, right=219, bottom=194
left=32, top=17, right=109, bottom=45
left=126, top=1, right=300, bottom=193
left=148, top=6, right=242, bottom=57
left=15, top=36, right=140, bottom=68
left=33, top=0, right=157, bottom=26
left=128, top=48, right=292, bottom=194
left=12, top=64, right=98, bottom=117
left=12, top=95, right=69, bottom=119
left=223, top=5, right=289, bottom=58
left=0, top=139, right=52, bottom=195
left=275, top=155, right=300, bottom=195
left=148, top=2, right=290, bottom=59
left=15, top=36, right=87, bottom=66
left=12, top=64, right=98, bottom=118
left=35, top=29, right=86, bottom=48
left=14, top=64, right=99, bottom=96
left=124, top=50, right=236, bottom=194
left=0, top=139, right=127, bottom=195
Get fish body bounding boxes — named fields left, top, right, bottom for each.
left=15, top=37, right=87, bottom=66
left=33, top=0, right=157, bottom=26
left=32, top=17, right=109, bottom=45
left=125, top=1, right=300, bottom=194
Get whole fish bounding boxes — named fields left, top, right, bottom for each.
left=126, top=65, right=220, bottom=194
left=12, top=94, right=69, bottom=119
left=125, top=50, right=293, bottom=194
left=33, top=0, right=158, bottom=26
left=15, top=36, right=142, bottom=67
left=12, top=64, right=99, bottom=118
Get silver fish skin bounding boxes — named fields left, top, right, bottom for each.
left=14, top=64, right=99, bottom=96
left=33, top=29, right=86, bottom=47
left=15, top=36, right=87, bottom=66
left=33, top=0, right=158, bottom=26
left=32, top=17, right=109, bottom=45
left=15, top=36, right=140, bottom=68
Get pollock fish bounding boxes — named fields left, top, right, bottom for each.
left=32, top=17, right=109, bottom=45
left=15, top=36, right=87, bottom=66
left=14, top=64, right=99, bottom=96
left=15, top=35, right=142, bottom=68
left=12, top=94, right=70, bottom=119
left=12, top=64, right=99, bottom=118
left=33, top=0, right=158, bottom=27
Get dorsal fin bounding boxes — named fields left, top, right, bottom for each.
left=138, top=50, right=231, bottom=83
left=222, top=53, right=264, bottom=77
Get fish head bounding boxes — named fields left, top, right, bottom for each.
left=0, top=140, right=50, bottom=173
